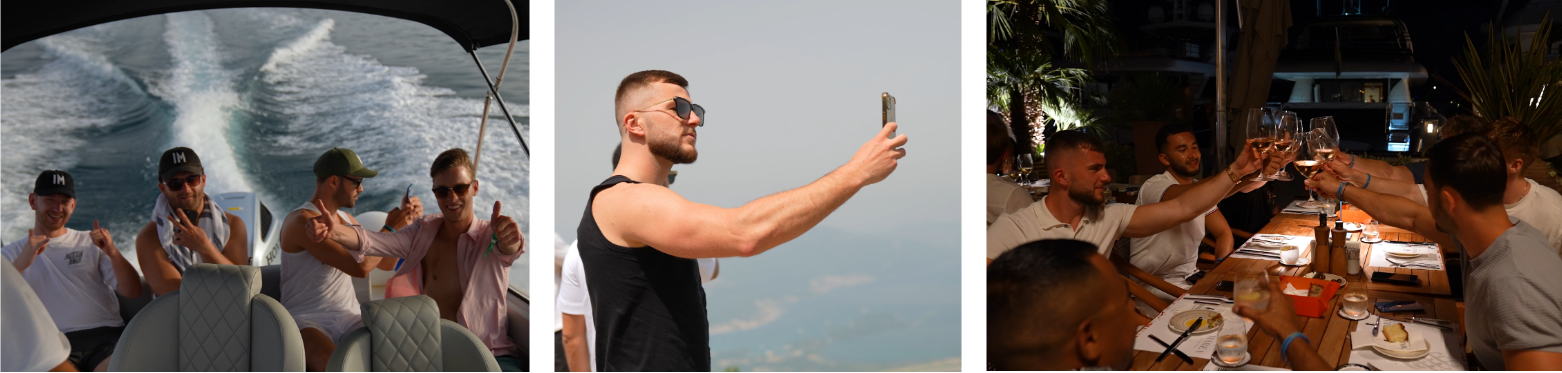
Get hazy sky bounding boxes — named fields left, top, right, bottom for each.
left=555, top=0, right=960, bottom=241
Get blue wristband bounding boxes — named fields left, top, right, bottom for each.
left=1363, top=174, right=1372, bottom=190
left=1281, top=332, right=1311, bottom=366
left=1349, top=155, right=1356, bottom=169
left=1337, top=182, right=1347, bottom=201
left=382, top=225, right=396, bottom=233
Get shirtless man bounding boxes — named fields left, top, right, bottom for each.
left=279, top=148, right=422, bottom=371
left=305, top=148, right=526, bottom=371
left=134, top=147, right=248, bottom=296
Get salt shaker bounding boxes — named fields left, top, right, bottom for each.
left=1345, top=240, right=1362, bottom=275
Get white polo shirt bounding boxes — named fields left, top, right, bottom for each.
left=1419, top=178, right=1562, bottom=255
left=987, top=174, right=1033, bottom=226
left=1129, top=171, right=1215, bottom=283
left=988, top=198, right=1138, bottom=259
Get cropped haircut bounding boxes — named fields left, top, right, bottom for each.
left=988, top=239, right=1104, bottom=358
left=614, top=70, right=689, bottom=126
left=1439, top=116, right=1537, bottom=169
left=1044, top=130, right=1106, bottom=174
left=988, top=110, right=1015, bottom=166
left=1425, top=133, right=1508, bottom=210
left=430, top=148, right=476, bottom=178
left=1153, top=123, right=1195, bottom=153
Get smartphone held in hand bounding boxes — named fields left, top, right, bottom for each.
left=882, top=92, right=896, bottom=138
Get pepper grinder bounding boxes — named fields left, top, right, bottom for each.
left=1314, top=213, right=1332, bottom=274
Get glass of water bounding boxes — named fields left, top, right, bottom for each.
left=1235, top=273, right=1271, bottom=311
left=1215, top=317, right=1248, bottom=365
left=1342, top=287, right=1371, bottom=318
left=1364, top=219, right=1381, bottom=241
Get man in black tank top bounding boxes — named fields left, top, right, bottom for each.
left=579, top=70, right=908, bottom=371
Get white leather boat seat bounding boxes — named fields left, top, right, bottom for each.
left=108, top=264, right=305, bottom=371
left=326, top=295, right=499, bottom=372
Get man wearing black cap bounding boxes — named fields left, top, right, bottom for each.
left=134, top=147, right=249, bottom=296
left=280, top=148, right=423, bottom=372
left=3, top=170, right=144, bottom=371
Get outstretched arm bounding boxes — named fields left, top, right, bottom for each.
left=1323, top=159, right=1425, bottom=205
left=606, top=124, right=908, bottom=258
left=1339, top=153, right=1416, bottom=183
left=1308, top=172, right=1448, bottom=243
left=286, top=211, right=382, bottom=277
left=1124, top=142, right=1262, bottom=238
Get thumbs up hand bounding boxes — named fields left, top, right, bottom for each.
left=490, top=201, right=524, bottom=255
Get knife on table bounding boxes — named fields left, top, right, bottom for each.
left=1157, top=317, right=1203, bottom=362
left=1148, top=335, right=1194, bottom=364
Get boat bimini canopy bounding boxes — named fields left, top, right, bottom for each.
left=3, top=0, right=531, bottom=155
left=2, top=0, right=528, bottom=52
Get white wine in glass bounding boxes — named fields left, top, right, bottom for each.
left=1294, top=160, right=1322, bottom=178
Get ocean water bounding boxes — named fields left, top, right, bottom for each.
left=1, top=8, right=530, bottom=291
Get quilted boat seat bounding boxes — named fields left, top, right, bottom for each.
left=326, top=295, right=499, bottom=372
left=108, top=263, right=305, bottom=371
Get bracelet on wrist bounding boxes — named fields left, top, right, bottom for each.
left=383, top=225, right=397, bottom=233
left=1362, top=174, right=1372, bottom=189
left=1337, top=182, right=1347, bottom=201
left=1281, top=332, right=1311, bottom=367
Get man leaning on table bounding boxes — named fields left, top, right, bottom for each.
left=987, top=130, right=1267, bottom=318
left=1309, top=133, right=1562, bottom=370
left=989, top=240, right=1432, bottom=372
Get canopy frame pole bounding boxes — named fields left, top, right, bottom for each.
left=469, top=49, right=529, bottom=157
left=1216, top=0, right=1228, bottom=168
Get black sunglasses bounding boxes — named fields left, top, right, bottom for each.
left=341, top=175, right=363, bottom=187
left=432, top=183, right=472, bottom=198
left=633, top=97, right=705, bottom=126
left=163, top=175, right=202, bottom=191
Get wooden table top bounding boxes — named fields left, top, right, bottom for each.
left=1260, top=213, right=1453, bottom=297
left=1129, top=212, right=1466, bottom=370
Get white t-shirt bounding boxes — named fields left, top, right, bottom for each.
left=2, top=229, right=125, bottom=333
left=987, top=199, right=1138, bottom=258
left=1129, top=171, right=1215, bottom=284
left=556, top=244, right=718, bottom=372
left=1419, top=178, right=1562, bottom=255
left=3, top=259, right=72, bottom=372
left=554, top=234, right=569, bottom=332
left=987, top=174, right=1033, bottom=226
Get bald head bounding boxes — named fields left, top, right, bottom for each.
left=614, top=70, right=689, bottom=129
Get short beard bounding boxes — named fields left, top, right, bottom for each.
left=649, top=127, right=698, bottom=164
left=336, top=187, right=357, bottom=209
left=1068, top=183, right=1105, bottom=206
left=1168, top=160, right=1200, bottom=179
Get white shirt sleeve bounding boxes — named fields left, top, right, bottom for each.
left=99, top=248, right=119, bottom=291
left=697, top=258, right=717, bottom=283
left=556, top=246, right=588, bottom=316
left=2, top=239, right=22, bottom=263
left=3, top=259, right=71, bottom=372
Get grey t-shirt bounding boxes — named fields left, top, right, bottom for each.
left=1465, top=220, right=1562, bottom=370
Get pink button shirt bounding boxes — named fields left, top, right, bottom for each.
left=351, top=213, right=520, bottom=357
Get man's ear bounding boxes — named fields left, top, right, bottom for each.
left=623, top=113, right=647, bottom=137
left=28, top=193, right=38, bottom=211
left=1509, top=157, right=1524, bottom=176
left=1439, top=186, right=1460, bottom=214
left=1159, top=153, right=1171, bottom=167
left=1075, top=317, right=1101, bottom=366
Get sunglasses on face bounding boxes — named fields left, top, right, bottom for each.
left=633, top=97, right=705, bottom=126
left=432, top=183, right=472, bottom=198
left=341, top=175, right=363, bottom=187
left=163, top=175, right=202, bottom=191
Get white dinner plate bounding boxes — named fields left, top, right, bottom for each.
left=1168, top=310, right=1223, bottom=335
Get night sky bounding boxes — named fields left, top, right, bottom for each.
left=1108, top=0, right=1529, bottom=116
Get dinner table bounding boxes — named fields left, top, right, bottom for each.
left=1129, top=208, right=1468, bottom=371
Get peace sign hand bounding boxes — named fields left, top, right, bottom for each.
left=490, top=201, right=524, bottom=255
left=305, top=199, right=339, bottom=243
left=168, top=208, right=213, bottom=252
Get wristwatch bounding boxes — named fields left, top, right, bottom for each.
left=1225, top=167, right=1242, bottom=183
